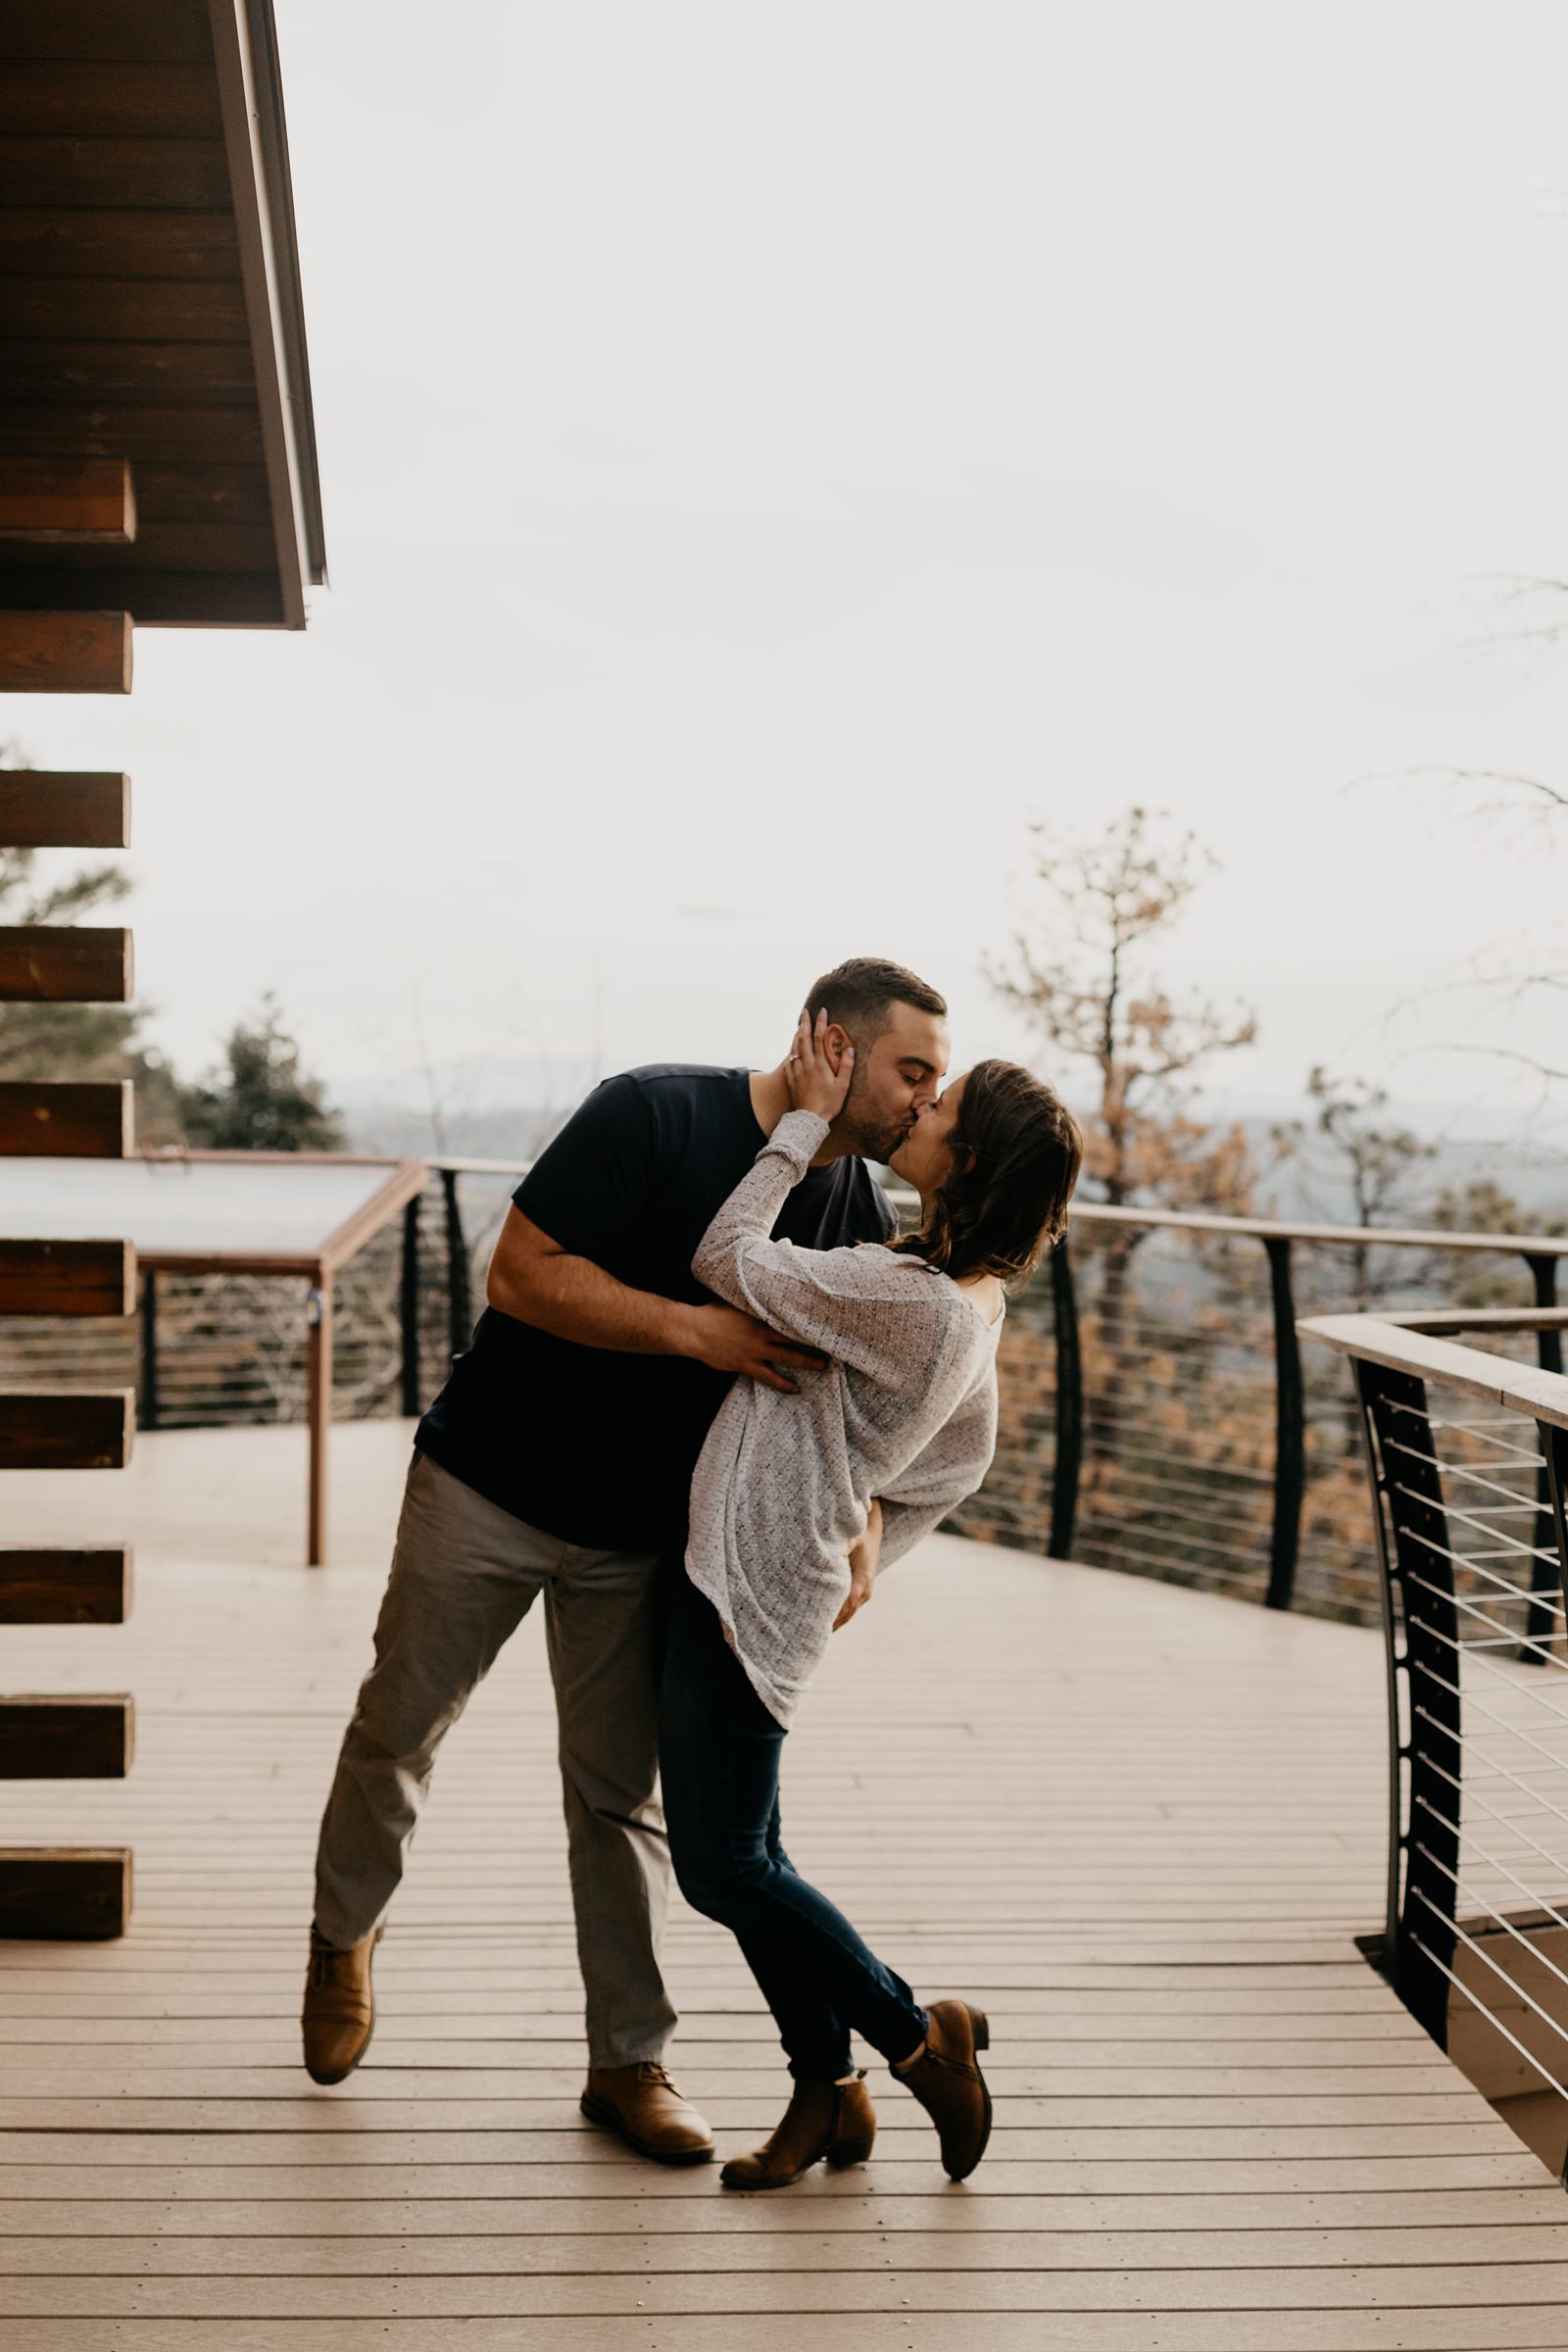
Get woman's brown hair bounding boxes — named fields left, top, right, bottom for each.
left=892, top=1059, right=1083, bottom=1288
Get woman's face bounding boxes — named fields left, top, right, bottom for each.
left=889, top=1072, right=968, bottom=1194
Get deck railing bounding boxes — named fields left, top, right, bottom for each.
left=1301, top=1306, right=1568, bottom=2173
left=4, top=1152, right=1566, bottom=1634
left=951, top=1200, right=1568, bottom=1625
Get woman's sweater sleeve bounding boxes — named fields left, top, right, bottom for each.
left=875, top=1370, right=1000, bottom=1569
left=691, top=1109, right=946, bottom=1390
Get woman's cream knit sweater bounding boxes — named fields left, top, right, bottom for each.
left=685, top=1108, right=1003, bottom=1724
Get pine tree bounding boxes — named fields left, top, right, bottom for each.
left=178, top=996, right=346, bottom=1152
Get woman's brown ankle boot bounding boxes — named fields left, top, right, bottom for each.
left=891, top=1998, right=992, bottom=2180
left=720, top=2070, right=876, bottom=2190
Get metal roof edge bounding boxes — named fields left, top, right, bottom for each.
left=245, top=0, right=328, bottom=591
left=208, top=0, right=327, bottom=622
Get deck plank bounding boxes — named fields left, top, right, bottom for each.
left=0, top=1418, right=1564, bottom=2347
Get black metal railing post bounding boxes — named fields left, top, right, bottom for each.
left=1048, top=1236, right=1082, bottom=1560
left=1264, top=1237, right=1304, bottom=1610
left=1357, top=1360, right=1460, bottom=2048
left=139, top=1268, right=159, bottom=1432
left=399, top=1195, right=421, bottom=1418
left=1353, top=1359, right=1404, bottom=1966
left=441, top=1167, right=472, bottom=1358
left=1526, top=1257, right=1564, bottom=1656
left=1543, top=1420, right=1568, bottom=1614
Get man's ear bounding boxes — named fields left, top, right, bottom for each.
left=823, top=1023, right=852, bottom=1072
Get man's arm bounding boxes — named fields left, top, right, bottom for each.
left=486, top=1206, right=827, bottom=1394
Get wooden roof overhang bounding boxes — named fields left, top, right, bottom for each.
left=0, top=0, right=326, bottom=629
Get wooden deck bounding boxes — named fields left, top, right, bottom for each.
left=2, top=1419, right=1565, bottom=2350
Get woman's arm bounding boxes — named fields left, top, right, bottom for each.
left=695, top=1007, right=955, bottom=1388
left=692, top=1114, right=951, bottom=1389
left=692, top=1102, right=831, bottom=1304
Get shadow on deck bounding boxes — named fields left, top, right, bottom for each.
left=1, top=1420, right=1564, bottom=2350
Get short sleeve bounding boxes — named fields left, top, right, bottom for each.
left=514, top=1074, right=658, bottom=1258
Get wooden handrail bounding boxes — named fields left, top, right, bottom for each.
left=1298, top=1311, right=1568, bottom=1433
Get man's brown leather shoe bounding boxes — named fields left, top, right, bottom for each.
left=580, top=2062, right=714, bottom=2164
left=891, top=1998, right=992, bottom=2180
left=302, top=1925, right=380, bottom=2086
left=720, top=2070, right=876, bottom=2190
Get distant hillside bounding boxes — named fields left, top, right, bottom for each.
left=1250, top=1121, right=1567, bottom=1232
left=341, top=1102, right=565, bottom=1165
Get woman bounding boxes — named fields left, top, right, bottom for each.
left=660, top=1010, right=1083, bottom=2190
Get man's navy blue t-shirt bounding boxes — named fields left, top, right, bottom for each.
left=416, top=1064, right=897, bottom=1552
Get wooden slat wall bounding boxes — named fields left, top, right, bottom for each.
left=0, top=318, right=139, bottom=1906
left=0, top=0, right=318, bottom=1941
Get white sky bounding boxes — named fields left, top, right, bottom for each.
left=6, top=0, right=1568, bottom=1133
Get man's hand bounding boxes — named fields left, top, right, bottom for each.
left=683, top=1301, right=828, bottom=1396
left=835, top=1497, right=883, bottom=1631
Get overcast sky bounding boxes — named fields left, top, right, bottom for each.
left=7, top=1, right=1567, bottom=1137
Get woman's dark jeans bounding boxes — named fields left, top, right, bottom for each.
left=659, top=1575, right=927, bottom=2082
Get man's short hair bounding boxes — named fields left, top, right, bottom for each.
left=804, top=957, right=948, bottom=1042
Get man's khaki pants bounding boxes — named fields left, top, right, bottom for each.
left=314, top=1449, right=677, bottom=2068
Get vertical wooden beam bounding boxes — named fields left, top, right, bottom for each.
left=306, top=1273, right=332, bottom=1567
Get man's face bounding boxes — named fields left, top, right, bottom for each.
left=833, top=1001, right=950, bottom=1161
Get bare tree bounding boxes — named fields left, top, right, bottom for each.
left=1294, top=1066, right=1437, bottom=1312
left=987, top=805, right=1257, bottom=1212
left=987, top=805, right=1259, bottom=1388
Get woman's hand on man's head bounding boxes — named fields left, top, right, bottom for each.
left=785, top=1008, right=855, bottom=1123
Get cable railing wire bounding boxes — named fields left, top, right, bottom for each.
left=1299, top=1306, right=1568, bottom=2176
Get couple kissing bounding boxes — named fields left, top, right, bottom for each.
left=304, top=956, right=1082, bottom=2189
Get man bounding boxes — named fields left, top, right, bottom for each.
left=303, top=957, right=950, bottom=2163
